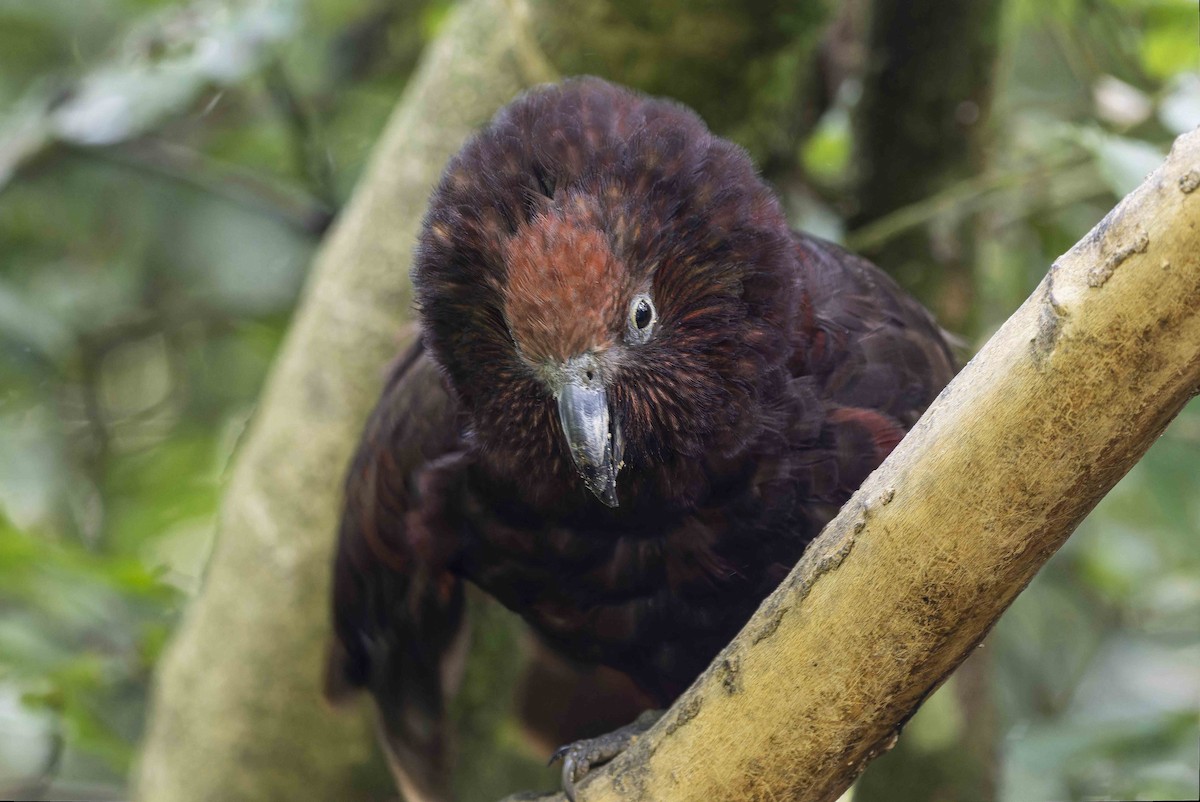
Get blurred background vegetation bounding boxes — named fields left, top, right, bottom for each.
left=0, top=0, right=1195, bottom=800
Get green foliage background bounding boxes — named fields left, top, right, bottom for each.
left=0, top=1, right=1195, bottom=800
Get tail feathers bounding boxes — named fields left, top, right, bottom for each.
left=324, top=574, right=466, bottom=802
left=322, top=629, right=456, bottom=802
left=376, top=682, right=454, bottom=802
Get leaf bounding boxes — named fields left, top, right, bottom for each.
left=0, top=278, right=75, bottom=363
left=801, top=106, right=851, bottom=183
left=1139, top=2, right=1198, bottom=80
left=0, top=411, right=69, bottom=533
left=51, top=65, right=205, bottom=147
left=1159, top=73, right=1200, bottom=136
left=1092, top=75, right=1152, bottom=129
left=0, top=104, right=53, bottom=189
left=2, top=0, right=301, bottom=184
left=1078, top=128, right=1166, bottom=197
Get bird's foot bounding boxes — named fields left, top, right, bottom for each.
left=549, top=709, right=663, bottom=801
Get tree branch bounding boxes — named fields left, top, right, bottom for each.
left=551, top=129, right=1200, bottom=801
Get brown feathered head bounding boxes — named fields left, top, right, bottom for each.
left=414, top=78, right=798, bottom=510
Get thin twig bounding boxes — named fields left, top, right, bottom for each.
left=262, top=60, right=339, bottom=206
left=86, top=138, right=334, bottom=235
left=845, top=156, right=1094, bottom=252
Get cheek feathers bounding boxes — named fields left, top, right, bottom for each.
left=502, top=212, right=629, bottom=364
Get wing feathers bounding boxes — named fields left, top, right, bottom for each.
left=325, top=339, right=467, bottom=802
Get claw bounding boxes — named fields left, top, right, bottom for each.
left=548, top=709, right=663, bottom=801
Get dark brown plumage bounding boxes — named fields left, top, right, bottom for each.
left=326, top=77, right=955, bottom=800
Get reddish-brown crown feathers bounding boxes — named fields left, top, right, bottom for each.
left=503, top=200, right=631, bottom=364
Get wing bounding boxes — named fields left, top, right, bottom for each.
left=325, top=338, right=468, bottom=802
left=791, top=232, right=957, bottom=502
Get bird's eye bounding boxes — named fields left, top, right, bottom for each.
left=628, top=295, right=656, bottom=341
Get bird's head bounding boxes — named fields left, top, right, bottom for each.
left=414, top=78, right=797, bottom=509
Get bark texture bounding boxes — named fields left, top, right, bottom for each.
left=548, top=129, right=1200, bottom=802
left=131, top=1, right=835, bottom=800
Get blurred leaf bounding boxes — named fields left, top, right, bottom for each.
left=1138, top=2, right=1198, bottom=80
left=1070, top=638, right=1200, bottom=725
left=0, top=277, right=74, bottom=363
left=0, top=523, right=178, bottom=778
left=1002, top=708, right=1200, bottom=802
left=785, top=185, right=845, bottom=244
left=1092, top=75, right=1153, bottom=128
left=0, top=410, right=70, bottom=532
left=801, top=105, right=851, bottom=184
left=0, top=103, right=53, bottom=189
left=1, top=0, right=301, bottom=186
left=1159, top=73, right=1200, bottom=136
left=1078, top=128, right=1166, bottom=196
left=994, top=567, right=1106, bottom=720
left=906, top=681, right=965, bottom=752
left=1077, top=519, right=1161, bottom=602
left=419, top=2, right=455, bottom=41
left=104, top=428, right=221, bottom=559
left=0, top=683, right=58, bottom=786
left=52, top=65, right=205, bottom=147
left=151, top=192, right=311, bottom=315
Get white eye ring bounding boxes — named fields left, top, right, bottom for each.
left=628, top=294, right=656, bottom=342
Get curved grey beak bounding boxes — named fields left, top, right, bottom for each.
left=557, top=380, right=622, bottom=507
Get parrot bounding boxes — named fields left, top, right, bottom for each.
left=325, top=77, right=956, bottom=801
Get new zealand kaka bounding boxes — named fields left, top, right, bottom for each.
left=325, top=77, right=956, bottom=801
